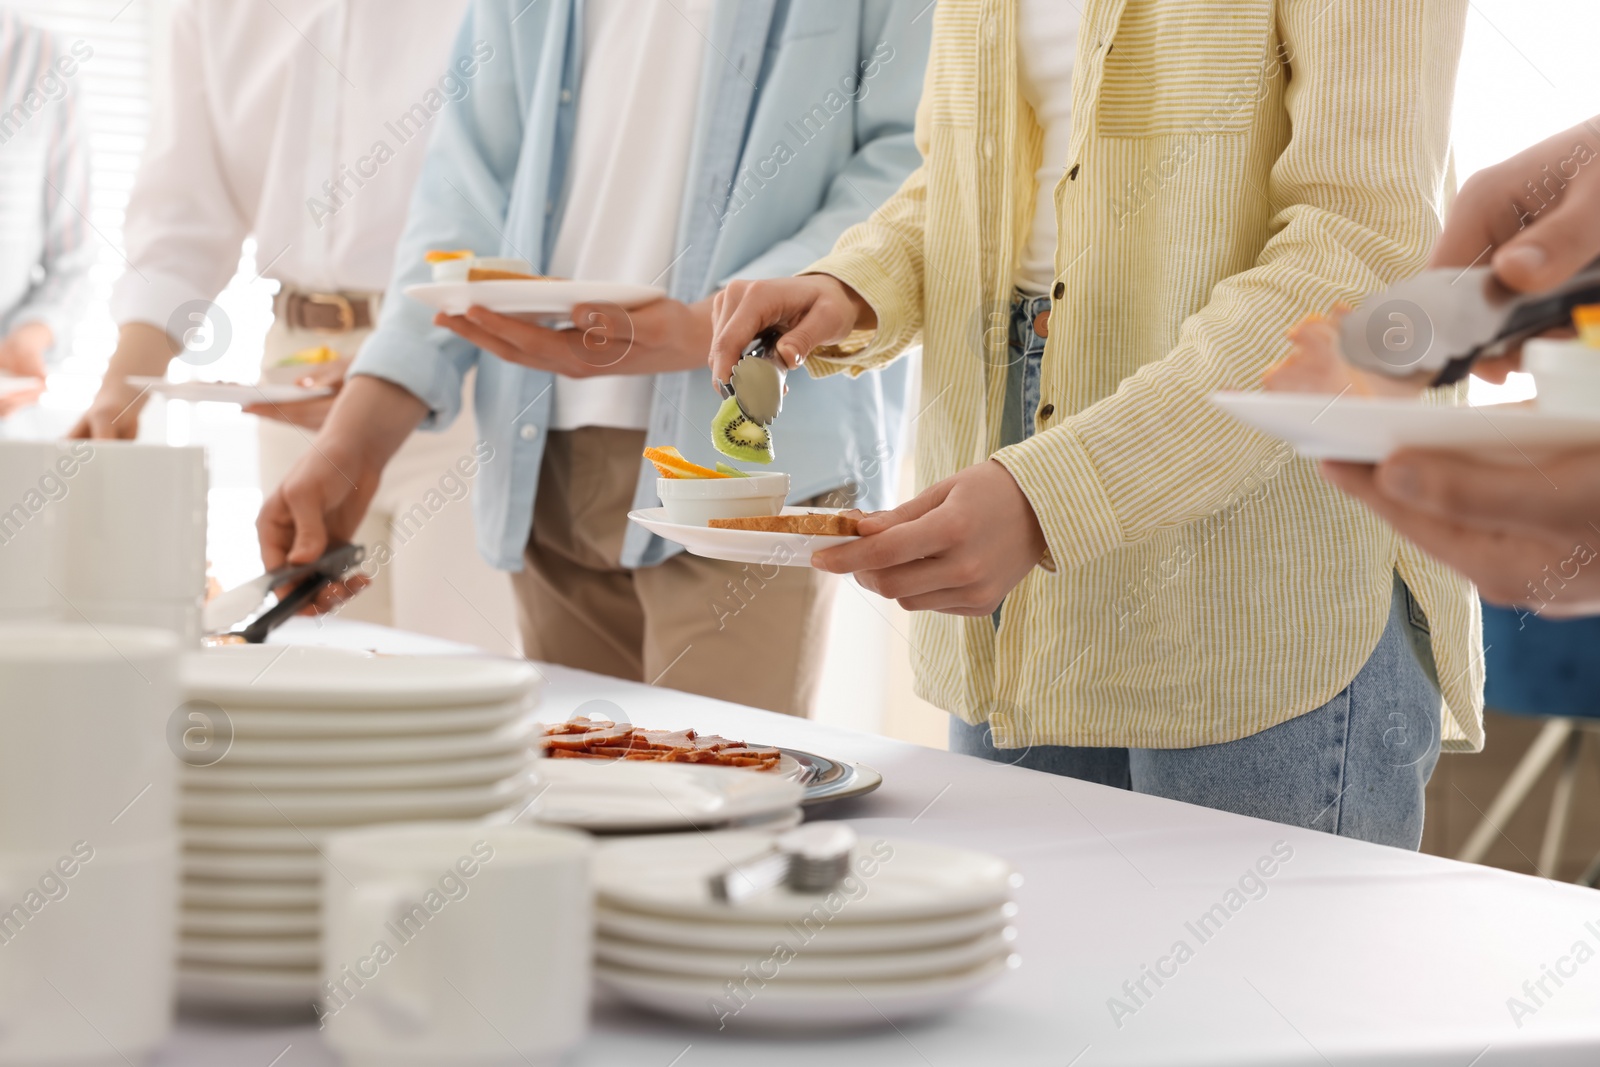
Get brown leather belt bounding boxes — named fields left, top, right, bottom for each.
left=276, top=289, right=379, bottom=333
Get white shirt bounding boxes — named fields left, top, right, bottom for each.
left=110, top=0, right=470, bottom=331
left=546, top=0, right=712, bottom=432
left=1014, top=0, right=1081, bottom=295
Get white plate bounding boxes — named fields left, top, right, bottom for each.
left=181, top=773, right=536, bottom=825
left=183, top=880, right=319, bottom=911
left=597, top=954, right=1013, bottom=1031
left=598, top=927, right=1014, bottom=981
left=628, top=507, right=858, bottom=566
left=182, top=934, right=320, bottom=969
left=185, top=645, right=541, bottom=708
left=184, top=749, right=531, bottom=791
left=1209, top=390, right=1600, bottom=463
left=596, top=832, right=1017, bottom=923
left=183, top=823, right=332, bottom=851
left=596, top=901, right=1017, bottom=954
left=184, top=908, right=319, bottom=937
left=127, top=376, right=333, bottom=407
left=184, top=849, right=322, bottom=881
left=404, top=279, right=666, bottom=322
left=177, top=965, right=318, bottom=1011
left=221, top=716, right=540, bottom=764
left=224, top=700, right=528, bottom=738
left=531, top=761, right=802, bottom=832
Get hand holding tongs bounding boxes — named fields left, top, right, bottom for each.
left=1340, top=257, right=1600, bottom=386
left=203, top=543, right=366, bottom=643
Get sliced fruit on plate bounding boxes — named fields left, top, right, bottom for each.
left=711, top=395, right=774, bottom=464
left=643, top=445, right=729, bottom=480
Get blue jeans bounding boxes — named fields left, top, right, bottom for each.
left=954, top=292, right=1443, bottom=850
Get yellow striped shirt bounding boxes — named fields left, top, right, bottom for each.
left=805, top=0, right=1484, bottom=752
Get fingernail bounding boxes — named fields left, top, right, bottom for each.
left=1494, top=243, right=1545, bottom=280
left=1379, top=460, right=1420, bottom=500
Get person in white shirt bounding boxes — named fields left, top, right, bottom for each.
left=69, top=0, right=516, bottom=651
left=0, top=10, right=92, bottom=417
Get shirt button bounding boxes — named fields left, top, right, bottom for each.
left=1052, top=281, right=1065, bottom=300
left=519, top=423, right=538, bottom=441
left=984, top=15, right=997, bottom=39
left=1038, top=403, right=1056, bottom=420
left=544, top=199, right=554, bottom=215
left=1067, top=164, right=1080, bottom=180
left=560, top=88, right=572, bottom=103
left=982, top=137, right=996, bottom=159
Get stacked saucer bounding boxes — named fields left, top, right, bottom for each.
left=176, top=645, right=542, bottom=1012
left=593, top=829, right=1020, bottom=1030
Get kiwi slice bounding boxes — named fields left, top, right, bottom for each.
left=711, top=395, right=774, bottom=465
left=715, top=462, right=751, bottom=477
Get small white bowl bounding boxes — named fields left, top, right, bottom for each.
left=1527, top=338, right=1600, bottom=418
left=656, top=473, right=789, bottom=526
left=430, top=256, right=534, bottom=283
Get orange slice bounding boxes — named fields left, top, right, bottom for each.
left=643, top=446, right=728, bottom=479
left=425, top=249, right=473, bottom=263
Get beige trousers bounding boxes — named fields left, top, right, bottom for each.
left=256, top=316, right=520, bottom=655
left=510, top=427, right=837, bottom=717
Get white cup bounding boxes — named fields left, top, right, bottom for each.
left=52, top=441, right=207, bottom=606
left=0, top=839, right=178, bottom=1066
left=0, top=624, right=181, bottom=853
left=0, top=442, right=81, bottom=621
left=321, top=823, right=593, bottom=1067
left=1527, top=337, right=1600, bottom=418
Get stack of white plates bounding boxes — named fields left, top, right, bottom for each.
left=177, top=645, right=542, bottom=1011
left=594, top=830, right=1020, bottom=1030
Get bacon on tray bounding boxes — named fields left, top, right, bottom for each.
left=536, top=717, right=782, bottom=771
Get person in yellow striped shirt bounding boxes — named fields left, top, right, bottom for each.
left=710, top=0, right=1484, bottom=849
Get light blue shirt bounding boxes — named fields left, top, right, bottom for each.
left=354, top=0, right=932, bottom=570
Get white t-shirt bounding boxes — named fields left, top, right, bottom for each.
left=547, top=0, right=712, bottom=431
left=1013, top=0, right=1082, bottom=296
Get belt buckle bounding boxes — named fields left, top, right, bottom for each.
left=303, top=292, right=357, bottom=334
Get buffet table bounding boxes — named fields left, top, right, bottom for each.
left=159, top=619, right=1600, bottom=1066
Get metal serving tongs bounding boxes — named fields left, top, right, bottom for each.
left=1340, top=256, right=1600, bottom=386
left=717, top=326, right=787, bottom=426
left=203, top=543, right=366, bottom=644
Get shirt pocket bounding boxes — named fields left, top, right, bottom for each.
left=1094, top=0, right=1278, bottom=139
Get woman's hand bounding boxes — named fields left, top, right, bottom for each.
left=812, top=461, right=1048, bottom=616
left=436, top=297, right=713, bottom=377
left=708, top=274, right=875, bottom=384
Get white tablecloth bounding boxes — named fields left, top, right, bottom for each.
left=157, top=619, right=1600, bottom=1066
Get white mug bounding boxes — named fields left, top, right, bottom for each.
left=0, top=623, right=181, bottom=853
left=0, top=839, right=178, bottom=1066
left=321, top=823, right=593, bottom=1067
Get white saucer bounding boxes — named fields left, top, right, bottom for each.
left=596, top=832, right=1017, bottom=923
left=181, top=934, right=320, bottom=969
left=177, top=965, right=318, bottom=1010
left=628, top=507, right=858, bottom=566
left=181, top=773, right=536, bottom=824
left=404, top=279, right=665, bottom=322
left=183, top=880, right=319, bottom=911
left=1209, top=390, right=1600, bottom=463
left=222, top=716, right=539, bottom=764
left=598, top=927, right=1014, bottom=981
left=531, top=761, right=803, bottom=832
left=185, top=645, right=541, bottom=708
left=183, top=908, right=319, bottom=937
left=223, top=701, right=527, bottom=738
left=184, top=849, right=322, bottom=882
left=596, top=901, right=1017, bottom=953
left=597, top=954, right=1013, bottom=1031
left=127, top=376, right=333, bottom=407
left=184, top=749, right=530, bottom=791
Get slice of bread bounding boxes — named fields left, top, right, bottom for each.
left=708, top=513, right=860, bottom=536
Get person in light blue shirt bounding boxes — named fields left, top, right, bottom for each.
left=258, top=0, right=931, bottom=715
